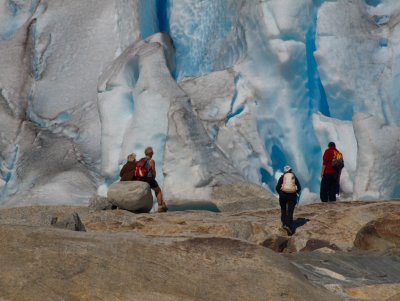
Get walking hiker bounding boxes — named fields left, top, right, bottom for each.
left=276, top=165, right=301, bottom=236
left=136, top=146, right=168, bottom=213
left=320, top=142, right=344, bottom=202
left=119, top=153, right=137, bottom=181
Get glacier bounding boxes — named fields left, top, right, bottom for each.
left=0, top=0, right=399, bottom=208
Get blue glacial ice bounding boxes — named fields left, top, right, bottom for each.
left=0, top=0, right=399, bottom=206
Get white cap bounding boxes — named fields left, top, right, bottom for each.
left=284, top=165, right=292, bottom=173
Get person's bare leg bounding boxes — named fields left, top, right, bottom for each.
left=154, top=187, right=163, bottom=205
left=153, top=187, right=167, bottom=212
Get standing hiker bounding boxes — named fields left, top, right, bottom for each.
left=276, top=165, right=301, bottom=236
left=320, top=142, right=344, bottom=202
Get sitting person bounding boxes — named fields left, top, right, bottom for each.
left=119, top=153, right=137, bottom=181
left=136, top=146, right=168, bottom=213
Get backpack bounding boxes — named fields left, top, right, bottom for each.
left=332, top=150, right=344, bottom=171
left=135, top=158, right=149, bottom=178
left=281, top=173, right=297, bottom=193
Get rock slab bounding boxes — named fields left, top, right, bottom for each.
left=2, top=201, right=400, bottom=300
left=0, top=224, right=340, bottom=301
left=354, top=212, right=400, bottom=251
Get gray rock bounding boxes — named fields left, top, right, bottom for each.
left=0, top=224, right=341, bottom=301
left=88, top=194, right=114, bottom=212
left=107, top=181, right=153, bottom=213
left=51, top=212, right=86, bottom=232
left=287, top=250, right=400, bottom=299
left=354, top=212, right=400, bottom=251
left=2, top=201, right=400, bottom=300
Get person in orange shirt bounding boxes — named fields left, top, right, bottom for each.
left=320, top=142, right=342, bottom=202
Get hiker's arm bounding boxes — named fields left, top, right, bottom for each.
left=150, top=160, right=156, bottom=177
left=321, top=165, right=325, bottom=177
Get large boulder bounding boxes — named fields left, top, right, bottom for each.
left=107, top=181, right=153, bottom=213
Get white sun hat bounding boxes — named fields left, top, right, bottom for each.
left=283, top=165, right=292, bottom=173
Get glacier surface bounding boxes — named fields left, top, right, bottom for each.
left=0, top=0, right=399, bottom=207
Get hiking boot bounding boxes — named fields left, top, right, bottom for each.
left=157, top=202, right=168, bottom=213
left=283, top=225, right=293, bottom=236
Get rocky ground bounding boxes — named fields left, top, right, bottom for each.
left=0, top=200, right=399, bottom=300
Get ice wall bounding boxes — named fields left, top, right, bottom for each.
left=164, top=0, right=400, bottom=200
left=0, top=0, right=142, bottom=204
left=97, top=34, right=178, bottom=188
left=353, top=113, right=400, bottom=200
left=1, top=0, right=399, bottom=206
left=166, top=0, right=325, bottom=195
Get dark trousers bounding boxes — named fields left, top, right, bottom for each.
left=320, top=173, right=337, bottom=202
left=279, top=198, right=296, bottom=229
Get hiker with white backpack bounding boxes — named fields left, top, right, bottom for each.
left=276, top=165, right=301, bottom=236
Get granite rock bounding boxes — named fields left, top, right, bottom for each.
left=0, top=224, right=340, bottom=301
left=107, top=181, right=153, bottom=213
left=51, top=212, right=86, bottom=232
left=354, top=212, right=400, bottom=251
left=88, top=194, right=114, bottom=212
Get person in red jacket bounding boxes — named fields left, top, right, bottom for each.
left=320, top=142, right=341, bottom=202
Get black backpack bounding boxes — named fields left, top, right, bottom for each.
left=332, top=149, right=344, bottom=171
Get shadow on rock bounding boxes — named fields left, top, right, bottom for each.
left=167, top=201, right=220, bottom=212
left=293, top=217, right=310, bottom=234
